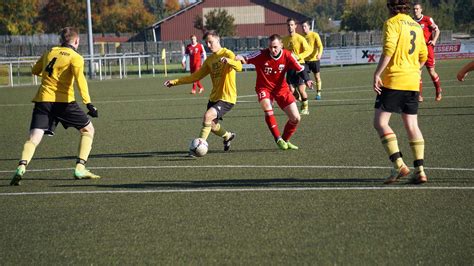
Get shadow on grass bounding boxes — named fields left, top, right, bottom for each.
left=53, top=177, right=383, bottom=190
left=0, top=148, right=277, bottom=162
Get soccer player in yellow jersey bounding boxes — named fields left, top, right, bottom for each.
left=10, top=27, right=100, bottom=186
left=373, top=0, right=428, bottom=184
left=283, top=18, right=312, bottom=115
left=164, top=30, right=242, bottom=154
left=301, top=20, right=324, bottom=100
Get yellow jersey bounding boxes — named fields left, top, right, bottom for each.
left=303, top=31, right=324, bottom=62
left=172, top=48, right=242, bottom=104
left=32, top=46, right=91, bottom=104
left=282, top=33, right=311, bottom=64
left=382, top=13, right=428, bottom=91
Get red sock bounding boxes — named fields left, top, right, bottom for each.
left=419, top=80, right=423, bottom=96
left=432, top=76, right=442, bottom=92
left=197, top=80, right=203, bottom=89
left=282, top=120, right=298, bottom=141
left=264, top=110, right=280, bottom=140
left=192, top=82, right=197, bottom=92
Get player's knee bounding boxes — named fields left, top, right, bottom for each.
left=80, top=123, right=95, bottom=136
left=290, top=114, right=301, bottom=124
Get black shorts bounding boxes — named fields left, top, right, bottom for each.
left=305, top=61, right=320, bottom=74
left=207, top=100, right=234, bottom=121
left=374, top=88, right=419, bottom=114
left=286, top=68, right=305, bottom=86
left=30, top=102, right=91, bottom=135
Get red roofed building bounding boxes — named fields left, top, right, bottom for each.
left=147, top=0, right=310, bottom=41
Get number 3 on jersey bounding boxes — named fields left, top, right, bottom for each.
left=45, top=57, right=57, bottom=77
left=408, top=31, right=416, bottom=55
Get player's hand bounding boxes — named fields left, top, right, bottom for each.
left=220, top=57, right=230, bottom=64
left=457, top=71, right=468, bottom=82
left=86, top=103, right=98, bottom=118
left=164, top=80, right=173, bottom=87
left=305, top=80, right=314, bottom=89
left=373, top=75, right=383, bottom=95
left=234, top=55, right=247, bottom=64
left=181, top=62, right=186, bottom=69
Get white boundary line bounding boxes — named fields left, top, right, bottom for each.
left=1, top=186, right=473, bottom=197
left=1, top=164, right=473, bottom=173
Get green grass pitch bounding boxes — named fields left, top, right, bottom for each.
left=0, top=59, right=472, bottom=264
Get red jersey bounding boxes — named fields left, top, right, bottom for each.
left=185, top=43, right=206, bottom=68
left=244, top=49, right=304, bottom=92
left=415, top=15, right=438, bottom=44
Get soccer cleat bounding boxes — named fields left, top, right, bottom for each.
left=74, top=168, right=101, bottom=180
left=383, top=165, right=410, bottom=184
left=276, top=138, right=288, bottom=150
left=300, top=108, right=309, bottom=115
left=223, top=132, right=236, bottom=152
left=286, top=141, right=299, bottom=150
left=418, top=95, right=424, bottom=102
left=10, top=166, right=26, bottom=186
left=199, top=88, right=204, bottom=94
left=435, top=90, right=442, bottom=102
left=315, top=91, right=322, bottom=100
left=408, top=171, right=428, bottom=184
left=190, top=90, right=196, bottom=94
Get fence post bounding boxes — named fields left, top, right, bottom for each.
left=9, top=63, right=13, bottom=87
left=138, top=56, right=141, bottom=78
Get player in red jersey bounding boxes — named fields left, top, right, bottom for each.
left=413, top=3, right=442, bottom=102
left=182, top=34, right=207, bottom=94
left=235, top=34, right=313, bottom=150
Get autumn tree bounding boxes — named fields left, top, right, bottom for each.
left=94, top=0, right=155, bottom=35
left=0, top=0, right=43, bottom=35
left=194, top=9, right=236, bottom=37
left=38, top=0, right=86, bottom=33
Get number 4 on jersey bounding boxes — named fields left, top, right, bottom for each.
left=45, top=57, right=57, bottom=77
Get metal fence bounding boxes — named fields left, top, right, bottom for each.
left=0, top=31, right=454, bottom=58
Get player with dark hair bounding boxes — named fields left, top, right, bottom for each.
left=10, top=27, right=100, bottom=186
left=413, top=2, right=442, bottom=102
left=164, top=30, right=242, bottom=153
left=182, top=34, right=207, bottom=94
left=373, top=0, right=428, bottom=184
left=301, top=20, right=324, bottom=100
left=283, top=18, right=312, bottom=115
left=236, top=34, right=313, bottom=150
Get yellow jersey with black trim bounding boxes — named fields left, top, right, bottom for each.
left=382, top=13, right=428, bottom=91
left=172, top=48, right=242, bottom=104
left=32, top=46, right=91, bottom=104
left=303, top=31, right=324, bottom=62
left=282, top=33, right=311, bottom=64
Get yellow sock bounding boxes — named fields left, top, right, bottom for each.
left=199, top=123, right=212, bottom=140
left=76, top=163, right=85, bottom=171
left=212, top=123, right=230, bottom=139
left=20, top=140, right=36, bottom=165
left=317, top=80, right=322, bottom=92
left=302, top=100, right=308, bottom=109
left=410, top=139, right=425, bottom=172
left=78, top=132, right=93, bottom=162
left=381, top=133, right=404, bottom=169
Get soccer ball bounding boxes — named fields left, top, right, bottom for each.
left=189, top=138, right=208, bottom=157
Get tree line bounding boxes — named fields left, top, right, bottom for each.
left=273, top=0, right=472, bottom=33
left=0, top=0, right=188, bottom=35
left=0, top=0, right=471, bottom=36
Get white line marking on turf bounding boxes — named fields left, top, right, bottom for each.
left=1, top=186, right=473, bottom=197
left=0, top=164, right=473, bottom=173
